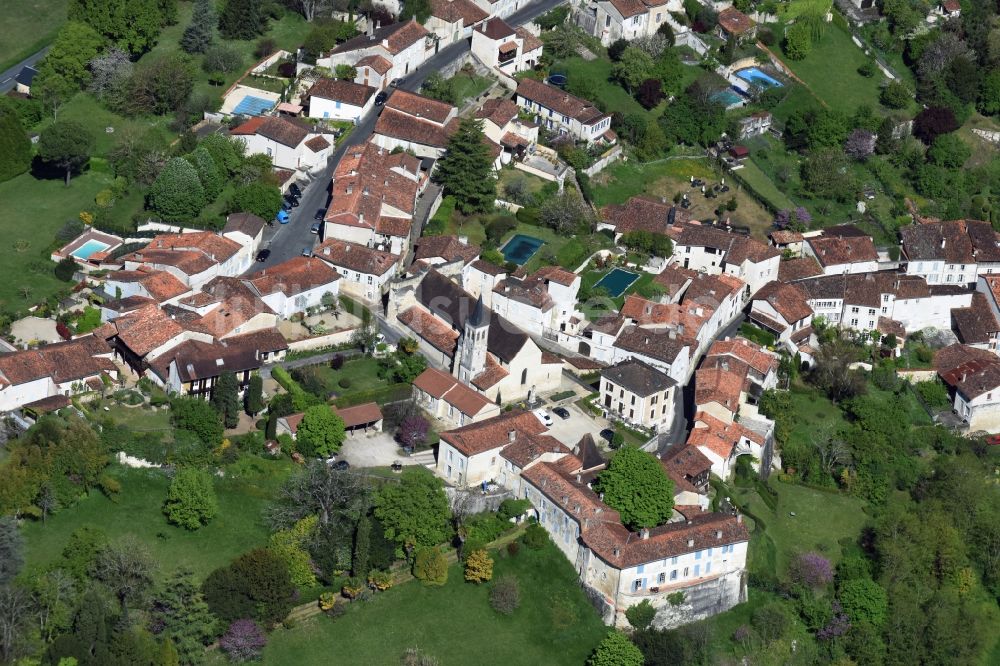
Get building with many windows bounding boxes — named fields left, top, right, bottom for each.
left=599, top=358, right=676, bottom=433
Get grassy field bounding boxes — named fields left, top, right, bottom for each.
left=733, top=160, right=797, bottom=212
left=294, top=356, right=392, bottom=397
left=0, top=0, right=67, bottom=71
left=22, top=457, right=293, bottom=581
left=47, top=94, right=174, bottom=157
left=552, top=57, right=648, bottom=117
left=261, top=540, right=609, bottom=666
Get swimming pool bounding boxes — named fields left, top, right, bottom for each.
left=711, top=89, right=745, bottom=108
left=71, top=239, right=111, bottom=260
left=232, top=95, right=277, bottom=116
left=735, top=67, right=783, bottom=89
left=593, top=268, right=640, bottom=298
left=502, top=234, right=545, bottom=265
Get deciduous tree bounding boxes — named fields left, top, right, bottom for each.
left=230, top=181, right=282, bottom=221
left=94, top=536, right=156, bottom=622
left=38, top=121, right=95, bottom=186
left=219, top=619, right=267, bottom=662
left=374, top=468, right=451, bottom=552
left=171, top=396, right=224, bottom=446
left=33, top=22, right=105, bottom=97
left=202, top=548, right=294, bottom=626
left=589, top=631, right=644, bottom=666
left=219, top=0, right=267, bottom=39
left=464, top=549, right=493, bottom=583
left=412, top=547, right=448, bottom=586
left=594, top=446, right=674, bottom=529
left=296, top=406, right=346, bottom=458
left=0, top=519, right=23, bottom=586
left=149, top=157, right=206, bottom=221
left=784, top=22, right=812, bottom=60
left=164, top=468, right=219, bottom=530
left=68, top=0, right=164, bottom=55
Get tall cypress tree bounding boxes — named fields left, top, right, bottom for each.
left=352, top=515, right=371, bottom=577
left=180, top=0, right=215, bottom=53
left=245, top=374, right=263, bottom=416
left=218, top=0, right=266, bottom=40
left=210, top=372, right=240, bottom=429
left=433, top=117, right=497, bottom=214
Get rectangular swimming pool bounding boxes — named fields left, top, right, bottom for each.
left=502, top=234, right=545, bottom=265
left=594, top=268, right=640, bottom=298
left=233, top=95, right=277, bottom=116
left=71, top=239, right=111, bottom=260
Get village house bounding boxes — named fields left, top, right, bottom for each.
left=737, top=111, right=772, bottom=139
left=583, top=0, right=677, bottom=47
left=900, top=218, right=1000, bottom=286
left=231, top=115, right=332, bottom=173
left=599, top=357, right=676, bottom=433
left=222, top=213, right=267, bottom=254
left=312, top=238, right=400, bottom=303
left=686, top=411, right=768, bottom=479
left=0, top=335, right=117, bottom=412
left=411, top=367, right=502, bottom=427
left=472, top=0, right=529, bottom=20
left=803, top=234, right=880, bottom=275
left=118, top=231, right=251, bottom=289
left=316, top=20, right=431, bottom=84
left=611, top=325, right=694, bottom=384
left=277, top=403, right=384, bottom=438
left=426, top=0, right=488, bottom=46
left=103, top=267, right=192, bottom=306
left=515, top=78, right=614, bottom=145
left=305, top=77, right=377, bottom=122
left=660, top=442, right=712, bottom=495
left=461, top=259, right=508, bottom=307
left=324, top=140, right=427, bottom=256
left=475, top=97, right=538, bottom=162
left=243, top=256, right=341, bottom=319
left=668, top=223, right=781, bottom=297
left=471, top=18, right=543, bottom=75
left=748, top=280, right=814, bottom=351
left=951, top=292, right=1000, bottom=353
left=411, top=235, right=480, bottom=273
left=935, top=343, right=1000, bottom=432
left=649, top=267, right=747, bottom=353
left=372, top=90, right=458, bottom=158
left=354, top=54, right=393, bottom=91
left=490, top=265, right=584, bottom=342
left=777, top=256, right=823, bottom=282
left=716, top=6, right=756, bottom=42
left=769, top=230, right=804, bottom=256
left=599, top=196, right=689, bottom=242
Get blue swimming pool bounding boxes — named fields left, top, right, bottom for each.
left=232, top=95, right=277, bottom=116
left=735, top=67, right=783, bottom=89
left=71, top=239, right=110, bottom=260
left=711, top=88, right=745, bottom=108
left=594, top=268, right=640, bottom=298
left=502, top=234, right=545, bottom=265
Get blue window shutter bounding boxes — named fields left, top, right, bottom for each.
left=695, top=550, right=701, bottom=560
left=693, top=565, right=700, bottom=577
left=642, top=578, right=647, bottom=588
left=637, top=564, right=644, bottom=574
left=705, top=562, right=711, bottom=574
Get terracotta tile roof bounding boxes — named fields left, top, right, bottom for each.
left=413, top=235, right=480, bottom=265
left=469, top=259, right=506, bottom=276
left=752, top=280, right=813, bottom=324
left=326, top=140, right=422, bottom=231
left=500, top=432, right=572, bottom=468
left=305, top=135, right=330, bottom=152
left=790, top=325, right=813, bottom=343
left=690, top=410, right=764, bottom=453
left=413, top=367, right=493, bottom=416
left=515, top=26, right=543, bottom=52
left=104, top=295, right=156, bottom=314
left=398, top=305, right=460, bottom=355
left=981, top=275, right=1000, bottom=306
left=122, top=231, right=242, bottom=275
left=941, top=0, right=960, bottom=12
left=718, top=6, right=755, bottom=34
left=0, top=335, right=114, bottom=389
left=244, top=256, right=340, bottom=297
left=189, top=277, right=276, bottom=339
left=533, top=265, right=578, bottom=287
left=356, top=54, right=392, bottom=74
left=22, top=394, right=71, bottom=413
left=671, top=223, right=780, bottom=265
left=332, top=20, right=429, bottom=56
left=430, top=0, right=489, bottom=23
left=778, top=257, right=823, bottom=282
left=601, top=196, right=686, bottom=237
left=335, top=402, right=383, bottom=427
left=375, top=108, right=457, bottom=148
left=112, top=304, right=188, bottom=358
left=602, top=357, right=675, bottom=396
left=231, top=115, right=310, bottom=148
left=807, top=235, right=878, bottom=267
left=952, top=292, right=1000, bottom=345
left=620, top=295, right=708, bottom=333
left=476, top=98, right=519, bottom=128
left=307, top=77, right=376, bottom=106
left=313, top=239, right=399, bottom=276
left=770, top=230, right=802, bottom=244
left=541, top=351, right=562, bottom=365
left=936, top=343, right=1000, bottom=399
left=223, top=212, right=266, bottom=238
left=566, top=355, right=607, bottom=370
left=609, top=0, right=647, bottom=18
left=695, top=363, right=746, bottom=412
left=149, top=328, right=287, bottom=384
left=386, top=89, right=455, bottom=124
left=106, top=267, right=190, bottom=303
left=705, top=337, right=778, bottom=377
left=439, top=409, right=547, bottom=456
left=471, top=355, right=510, bottom=390
left=516, top=78, right=607, bottom=126
left=474, top=17, right=516, bottom=39
left=877, top=317, right=904, bottom=338
left=901, top=219, right=1000, bottom=264
left=520, top=460, right=617, bottom=522
left=661, top=444, right=712, bottom=481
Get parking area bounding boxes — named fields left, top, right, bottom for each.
left=542, top=401, right=608, bottom=447
left=338, top=430, right=422, bottom=468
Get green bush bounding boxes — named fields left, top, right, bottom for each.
left=338, top=377, right=352, bottom=389
left=54, top=257, right=78, bottom=282
left=522, top=522, right=548, bottom=549
left=412, top=547, right=448, bottom=586
left=498, top=498, right=532, bottom=521
left=625, top=599, right=656, bottom=630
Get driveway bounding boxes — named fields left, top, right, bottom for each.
left=338, top=430, right=422, bottom=468
left=542, top=401, right=609, bottom=450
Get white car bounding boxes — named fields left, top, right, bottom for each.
left=533, top=408, right=553, bottom=427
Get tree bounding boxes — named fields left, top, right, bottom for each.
left=838, top=578, right=887, bottom=628
left=594, top=446, right=674, bottom=530
left=219, top=619, right=267, bottom=662
left=751, top=602, right=790, bottom=643
left=297, top=406, right=346, bottom=458
left=625, top=599, right=656, bottom=630
left=188, top=146, right=224, bottom=201
left=541, top=23, right=582, bottom=60
left=352, top=515, right=371, bottom=577
left=164, top=468, right=219, bottom=530
left=784, top=22, right=812, bottom=60
left=636, top=78, right=665, bottom=110
left=150, top=569, right=219, bottom=664
left=589, top=631, right=644, bottom=666
left=0, top=106, right=30, bottom=184
left=400, top=0, right=432, bottom=22
left=810, top=337, right=866, bottom=401
left=398, top=415, right=429, bottom=449
left=88, top=47, right=133, bottom=110
left=170, top=396, right=224, bottom=446
left=844, top=128, right=876, bottom=161
left=68, top=0, right=163, bottom=55
left=433, top=117, right=496, bottom=214
left=267, top=459, right=370, bottom=529
left=210, top=372, right=240, bottom=429
left=913, top=106, right=958, bottom=144
left=880, top=80, right=911, bottom=109
left=789, top=551, right=834, bottom=588
left=33, top=22, right=105, bottom=97
left=374, top=468, right=452, bottom=553
left=810, top=428, right=852, bottom=477
left=801, top=149, right=857, bottom=202
left=126, top=53, right=195, bottom=115
left=245, top=374, right=264, bottom=416
left=230, top=181, right=282, bottom=221
left=219, top=0, right=266, bottom=39
left=979, top=68, right=1000, bottom=116
left=927, top=132, right=971, bottom=168
left=94, top=536, right=156, bottom=622
left=540, top=189, right=594, bottom=234
left=269, top=516, right=319, bottom=588
left=202, top=45, right=244, bottom=75
left=658, top=83, right=726, bottom=146
left=181, top=0, right=216, bottom=53
left=412, top=547, right=448, bottom=586
left=335, top=64, right=358, bottom=81
left=608, top=38, right=629, bottom=61
left=0, top=584, right=32, bottom=663
left=149, top=157, right=206, bottom=221
left=350, top=316, right=380, bottom=355
left=807, top=109, right=848, bottom=150
left=202, top=548, right=294, bottom=626
left=0, top=520, right=23, bottom=587
left=38, top=121, right=95, bottom=186
left=612, top=47, right=655, bottom=94
left=464, top=549, right=493, bottom=583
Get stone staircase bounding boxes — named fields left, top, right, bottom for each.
left=409, top=448, right=436, bottom=469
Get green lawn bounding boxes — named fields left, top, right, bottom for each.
left=589, top=158, right=715, bottom=207
left=777, top=22, right=886, bottom=114
left=784, top=387, right=848, bottom=456
left=46, top=93, right=174, bottom=158
left=0, top=0, right=67, bottom=71
left=261, top=540, right=609, bottom=666
left=449, top=72, right=493, bottom=105
left=22, top=457, right=293, bottom=581
left=293, top=356, right=393, bottom=398
left=552, top=57, right=646, bottom=117
left=733, top=160, right=797, bottom=212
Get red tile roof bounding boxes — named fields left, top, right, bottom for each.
left=718, top=6, right=755, bottom=34
left=326, top=140, right=422, bottom=232
left=386, top=89, right=455, bottom=124
left=244, top=256, right=340, bottom=297
left=516, top=78, right=607, bottom=126
left=313, top=238, right=399, bottom=276
left=807, top=235, right=878, bottom=267
left=375, top=109, right=457, bottom=148
left=439, top=409, right=547, bottom=456
left=332, top=20, right=429, bottom=56
left=335, top=402, right=383, bottom=427
left=0, top=335, right=114, bottom=389
left=106, top=267, right=190, bottom=303
left=307, top=77, right=376, bottom=106
left=398, top=305, right=460, bottom=355
left=430, top=0, right=489, bottom=23
left=412, top=367, right=493, bottom=416
left=111, top=303, right=188, bottom=358
left=231, top=115, right=311, bottom=147
left=752, top=280, right=813, bottom=325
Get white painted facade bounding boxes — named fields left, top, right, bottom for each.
left=308, top=92, right=375, bottom=122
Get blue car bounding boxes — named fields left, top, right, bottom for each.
left=276, top=210, right=290, bottom=224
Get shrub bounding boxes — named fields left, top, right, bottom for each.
left=338, top=377, right=352, bottom=389
left=522, top=523, right=548, bottom=549
left=331, top=354, right=345, bottom=370
left=367, top=569, right=393, bottom=591
left=464, top=549, right=494, bottom=584
left=789, top=551, right=834, bottom=588
left=489, top=575, right=520, bottom=615
left=219, top=619, right=267, bottom=662
left=625, top=599, right=656, bottom=630
left=498, top=498, right=531, bottom=521
left=506, top=541, right=520, bottom=557
left=54, top=257, right=78, bottom=282
left=412, top=547, right=448, bottom=586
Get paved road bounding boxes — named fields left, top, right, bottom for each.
left=0, top=47, right=48, bottom=94
left=253, top=0, right=566, bottom=271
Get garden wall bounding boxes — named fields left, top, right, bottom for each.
left=582, top=145, right=623, bottom=178
left=287, top=328, right=357, bottom=352
left=897, top=369, right=937, bottom=384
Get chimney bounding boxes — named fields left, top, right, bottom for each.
left=508, top=429, right=516, bottom=442
left=668, top=329, right=676, bottom=340
left=721, top=360, right=728, bottom=371
left=678, top=324, right=685, bottom=337
left=686, top=538, right=694, bottom=547
left=961, top=372, right=967, bottom=382
left=941, top=238, right=946, bottom=249
left=736, top=514, right=743, bottom=524
left=576, top=473, right=581, bottom=483
left=641, top=528, right=649, bottom=540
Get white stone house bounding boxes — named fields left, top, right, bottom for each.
left=305, top=78, right=377, bottom=122
left=471, top=18, right=543, bottom=75
left=426, top=0, right=488, bottom=46
left=312, top=239, right=399, bottom=303
left=317, top=20, right=432, bottom=84
left=803, top=235, right=880, bottom=276
left=231, top=115, right=332, bottom=172
left=515, top=78, right=614, bottom=145
left=936, top=344, right=1000, bottom=432
left=900, top=219, right=1000, bottom=287
left=243, top=256, right=341, bottom=319
left=412, top=367, right=502, bottom=427
left=372, top=90, right=458, bottom=159
left=600, top=358, right=676, bottom=432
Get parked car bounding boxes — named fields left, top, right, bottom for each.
left=285, top=194, right=300, bottom=207
left=533, top=409, right=553, bottom=428
left=276, top=210, right=290, bottom=224
left=333, top=460, right=350, bottom=470
left=288, top=183, right=302, bottom=196
left=310, top=222, right=321, bottom=234
left=600, top=428, right=615, bottom=443
left=281, top=199, right=292, bottom=212
left=301, top=246, right=312, bottom=257
left=314, top=208, right=325, bottom=221
left=255, top=248, right=271, bottom=262
left=374, top=91, right=388, bottom=106
left=553, top=406, right=570, bottom=420
left=389, top=78, right=403, bottom=88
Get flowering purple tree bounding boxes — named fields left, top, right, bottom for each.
left=789, top=552, right=833, bottom=589
left=398, top=415, right=429, bottom=449
left=220, top=619, right=267, bottom=662
left=817, top=601, right=851, bottom=640
left=844, top=128, right=876, bottom=161
left=793, top=206, right=812, bottom=228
